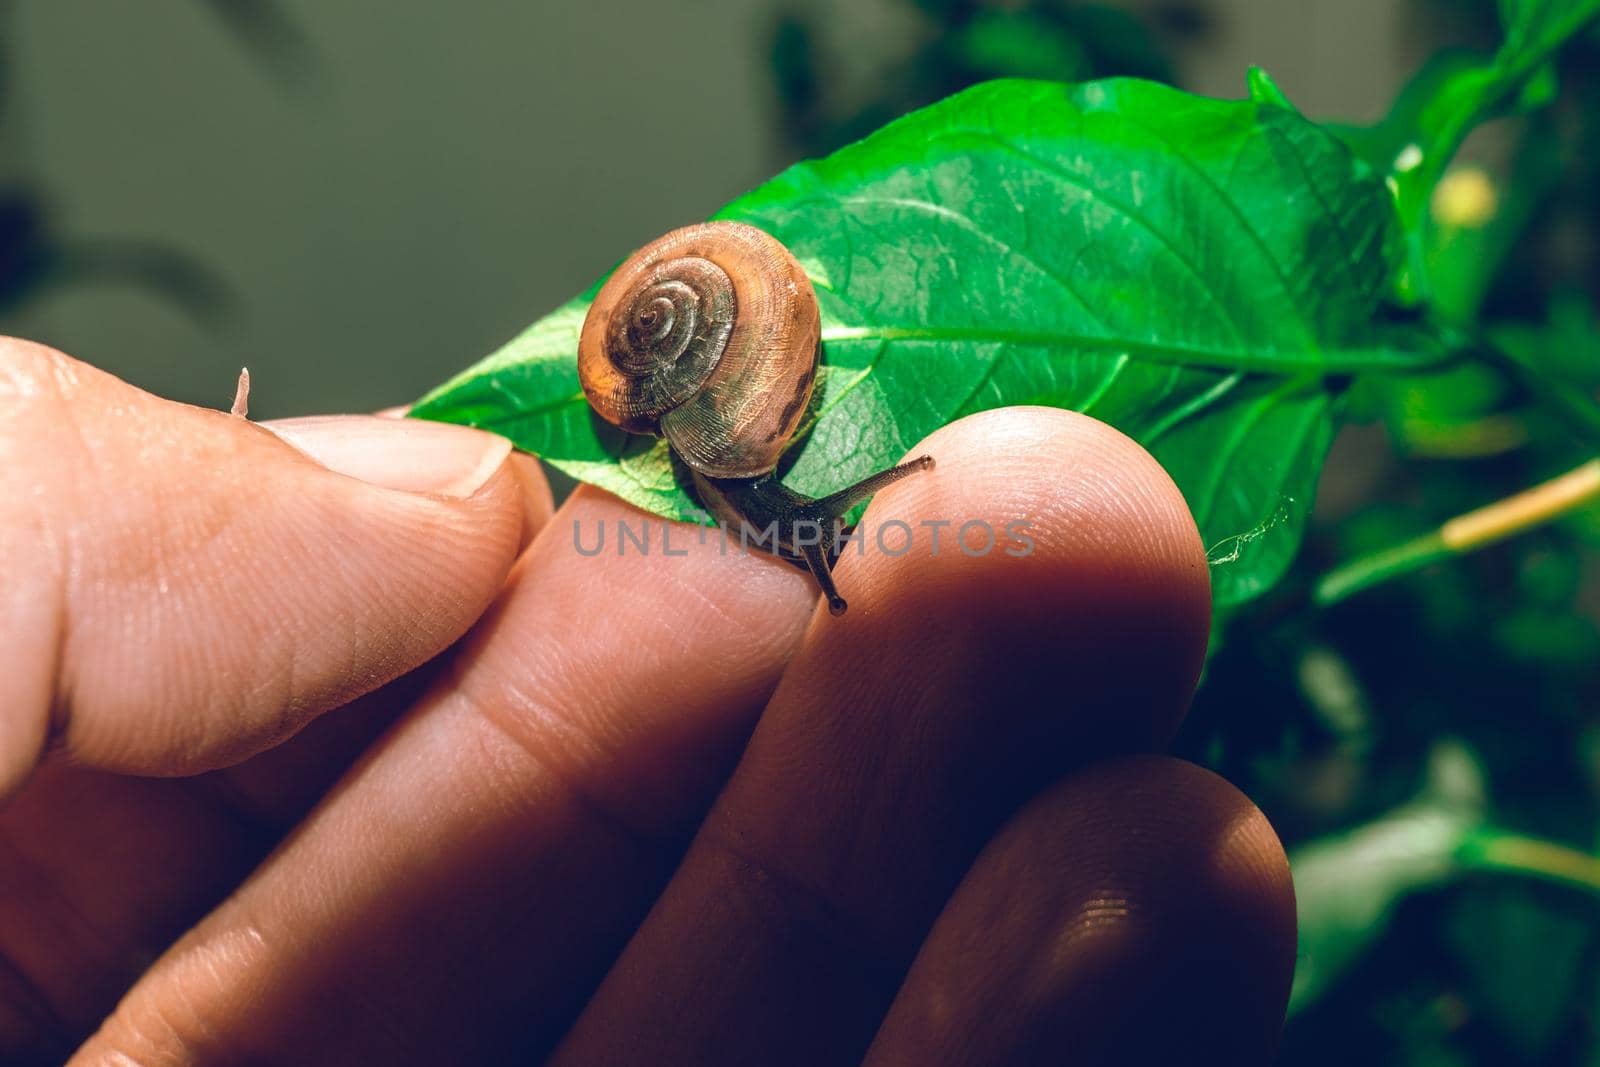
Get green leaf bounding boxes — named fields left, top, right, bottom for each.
left=1447, top=885, right=1594, bottom=1059
left=1333, top=0, right=1600, bottom=301
left=1245, top=65, right=1298, bottom=111
left=409, top=296, right=696, bottom=519
left=950, top=13, right=1091, bottom=82
left=1288, top=741, right=1488, bottom=1014
left=415, top=77, right=1413, bottom=606
left=1500, top=0, right=1600, bottom=66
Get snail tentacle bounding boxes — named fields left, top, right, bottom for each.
left=693, top=455, right=934, bottom=617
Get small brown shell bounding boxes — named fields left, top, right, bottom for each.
left=577, top=221, right=820, bottom=479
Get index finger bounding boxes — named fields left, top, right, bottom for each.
left=75, top=481, right=819, bottom=1063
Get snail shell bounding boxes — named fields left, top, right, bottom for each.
left=577, top=221, right=820, bottom=480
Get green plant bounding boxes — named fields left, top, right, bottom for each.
left=413, top=2, right=1600, bottom=1062
left=415, top=73, right=1420, bottom=606
left=768, top=0, right=1183, bottom=157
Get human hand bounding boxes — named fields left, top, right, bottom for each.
left=1, top=339, right=1295, bottom=1065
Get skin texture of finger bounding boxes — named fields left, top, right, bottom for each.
left=863, top=757, right=1296, bottom=1067
left=0, top=764, right=269, bottom=1064
left=0, top=350, right=555, bottom=1060
left=553, top=407, right=1212, bottom=1065
left=0, top=340, right=530, bottom=796
left=0, top=668, right=450, bottom=1064
left=507, top=452, right=558, bottom=554
left=73, top=487, right=818, bottom=1065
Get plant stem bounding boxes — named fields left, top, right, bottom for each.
left=1392, top=6, right=1600, bottom=302
left=1475, top=340, right=1600, bottom=449
left=1315, top=457, right=1600, bottom=605
left=1457, top=828, right=1600, bottom=896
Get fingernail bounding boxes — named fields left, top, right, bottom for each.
left=262, top=415, right=512, bottom=499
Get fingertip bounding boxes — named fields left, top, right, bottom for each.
left=1088, top=757, right=1298, bottom=1064
left=508, top=452, right=556, bottom=551
left=18, top=379, right=531, bottom=779
left=253, top=414, right=531, bottom=596
left=885, top=406, right=1209, bottom=616
left=1118, top=757, right=1297, bottom=963
left=829, top=405, right=1211, bottom=745
left=1044, top=757, right=1297, bottom=1063
left=865, top=756, right=1296, bottom=1067
left=260, top=415, right=514, bottom=500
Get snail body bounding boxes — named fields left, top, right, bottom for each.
left=578, top=221, right=932, bottom=615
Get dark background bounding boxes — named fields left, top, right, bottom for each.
left=0, top=0, right=1411, bottom=418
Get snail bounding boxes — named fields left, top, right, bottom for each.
left=578, top=220, right=933, bottom=615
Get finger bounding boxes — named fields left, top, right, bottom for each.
left=507, top=453, right=556, bottom=554
left=0, top=664, right=461, bottom=1062
left=864, top=756, right=1296, bottom=1066
left=0, top=445, right=552, bottom=1031
left=375, top=402, right=549, bottom=557
left=0, top=341, right=537, bottom=797
left=74, top=486, right=818, bottom=1064
left=553, top=406, right=1212, bottom=1065
left=0, top=351, right=551, bottom=1059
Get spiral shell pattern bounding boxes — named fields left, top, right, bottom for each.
left=578, top=221, right=820, bottom=479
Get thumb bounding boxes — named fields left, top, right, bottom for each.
left=0, top=340, right=537, bottom=800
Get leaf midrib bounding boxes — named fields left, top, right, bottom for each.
left=820, top=325, right=1424, bottom=374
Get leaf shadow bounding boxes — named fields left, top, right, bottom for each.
left=771, top=354, right=838, bottom=481
left=585, top=407, right=647, bottom=462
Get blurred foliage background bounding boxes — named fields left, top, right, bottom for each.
left=1, top=2, right=1594, bottom=1064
